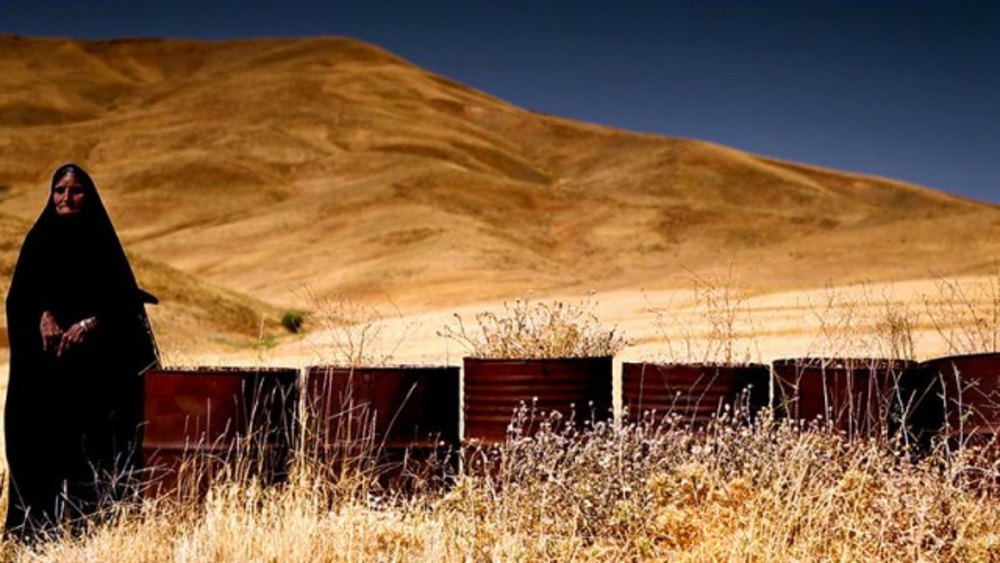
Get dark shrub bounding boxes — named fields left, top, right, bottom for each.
left=281, top=310, right=307, bottom=333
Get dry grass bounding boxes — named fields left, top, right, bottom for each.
left=3, top=409, right=999, bottom=562
left=438, top=295, right=630, bottom=358
left=302, top=293, right=415, bottom=367
left=923, top=272, right=1000, bottom=355
left=646, top=269, right=761, bottom=365
left=802, top=282, right=921, bottom=360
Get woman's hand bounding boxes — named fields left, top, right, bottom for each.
left=40, top=311, right=63, bottom=354
left=56, top=317, right=97, bottom=358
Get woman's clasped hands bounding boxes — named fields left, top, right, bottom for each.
left=40, top=311, right=96, bottom=358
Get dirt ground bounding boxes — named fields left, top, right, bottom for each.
left=169, top=276, right=992, bottom=367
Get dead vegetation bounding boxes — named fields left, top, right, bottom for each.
left=302, top=292, right=415, bottom=367
left=2, top=408, right=998, bottom=562
left=438, top=295, right=630, bottom=359
left=923, top=271, right=1000, bottom=355
left=645, top=269, right=761, bottom=365
left=801, top=282, right=921, bottom=361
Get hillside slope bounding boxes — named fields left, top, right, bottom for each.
left=0, top=34, right=997, bottom=319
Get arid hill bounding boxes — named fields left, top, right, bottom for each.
left=1, top=35, right=998, bottom=352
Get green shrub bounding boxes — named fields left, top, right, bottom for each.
left=281, top=309, right=307, bottom=333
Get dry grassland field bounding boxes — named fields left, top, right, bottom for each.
left=0, top=35, right=998, bottom=561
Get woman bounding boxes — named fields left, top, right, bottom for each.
left=4, top=163, right=158, bottom=540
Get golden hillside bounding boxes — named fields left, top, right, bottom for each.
left=0, top=34, right=997, bottom=351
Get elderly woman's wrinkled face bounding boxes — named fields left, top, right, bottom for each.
left=53, top=171, right=87, bottom=216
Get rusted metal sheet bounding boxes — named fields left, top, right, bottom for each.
left=906, top=353, right=1000, bottom=447
left=772, top=358, right=916, bottom=438
left=463, top=357, right=613, bottom=445
left=303, top=365, right=460, bottom=488
left=622, top=362, right=769, bottom=425
left=142, top=367, right=299, bottom=498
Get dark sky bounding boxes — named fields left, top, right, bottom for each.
left=3, top=1, right=998, bottom=203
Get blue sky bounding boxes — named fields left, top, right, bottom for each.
left=3, top=0, right=998, bottom=203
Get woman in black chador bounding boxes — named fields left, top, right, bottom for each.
left=4, top=163, right=158, bottom=540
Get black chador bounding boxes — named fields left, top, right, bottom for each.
left=4, top=164, right=158, bottom=540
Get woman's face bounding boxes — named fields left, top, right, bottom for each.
left=52, top=171, right=87, bottom=216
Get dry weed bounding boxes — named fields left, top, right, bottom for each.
left=646, top=268, right=760, bottom=365
left=805, top=282, right=920, bottom=360
left=438, top=295, right=629, bottom=358
left=304, top=292, right=415, bottom=367
left=3, top=407, right=1000, bottom=561
left=924, top=272, right=1000, bottom=355
left=875, top=293, right=918, bottom=360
